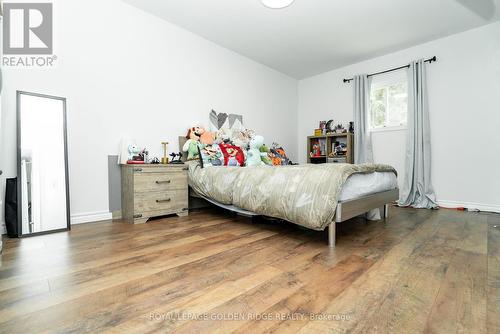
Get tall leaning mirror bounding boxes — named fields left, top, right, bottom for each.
left=17, top=91, right=70, bottom=236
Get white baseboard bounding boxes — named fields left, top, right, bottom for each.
left=0, top=212, right=112, bottom=235
left=2, top=200, right=498, bottom=234
left=71, top=211, right=113, bottom=225
left=437, top=200, right=500, bottom=214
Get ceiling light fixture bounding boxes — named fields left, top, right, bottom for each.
left=261, top=0, right=295, bottom=9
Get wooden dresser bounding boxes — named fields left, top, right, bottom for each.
left=121, top=164, right=189, bottom=224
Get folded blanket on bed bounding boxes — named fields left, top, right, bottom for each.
left=187, top=162, right=396, bottom=230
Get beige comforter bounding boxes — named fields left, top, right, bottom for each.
left=187, top=161, right=396, bottom=230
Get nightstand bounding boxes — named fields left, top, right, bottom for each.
left=121, top=164, right=189, bottom=224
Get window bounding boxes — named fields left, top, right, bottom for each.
left=369, top=73, right=408, bottom=131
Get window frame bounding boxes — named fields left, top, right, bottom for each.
left=368, top=71, right=409, bottom=133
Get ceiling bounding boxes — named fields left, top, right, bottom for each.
left=123, top=0, right=500, bottom=79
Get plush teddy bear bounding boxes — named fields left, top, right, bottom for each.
left=247, top=135, right=265, bottom=167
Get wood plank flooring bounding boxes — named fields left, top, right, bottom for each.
left=0, top=206, right=498, bottom=333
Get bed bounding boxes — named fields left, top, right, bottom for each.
left=178, top=137, right=399, bottom=247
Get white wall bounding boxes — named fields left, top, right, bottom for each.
left=298, top=22, right=500, bottom=212
left=0, top=0, right=298, bottom=229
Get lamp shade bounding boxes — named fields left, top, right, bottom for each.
left=261, top=0, right=295, bottom=9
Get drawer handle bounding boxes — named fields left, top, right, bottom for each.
left=156, top=180, right=171, bottom=184
left=156, top=198, right=171, bottom=203
left=133, top=168, right=143, bottom=172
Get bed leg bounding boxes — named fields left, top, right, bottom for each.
left=328, top=223, right=336, bottom=248
left=383, top=204, right=390, bottom=219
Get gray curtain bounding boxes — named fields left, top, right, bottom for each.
left=399, top=59, right=437, bottom=209
left=353, top=75, right=373, bottom=164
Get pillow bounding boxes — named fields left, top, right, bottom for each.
left=198, top=144, right=223, bottom=168
left=210, top=110, right=244, bottom=132
left=218, top=143, right=245, bottom=167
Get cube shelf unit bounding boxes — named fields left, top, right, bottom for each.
left=307, top=133, right=354, bottom=164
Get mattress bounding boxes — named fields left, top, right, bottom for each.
left=187, top=162, right=397, bottom=230
left=339, top=171, right=398, bottom=202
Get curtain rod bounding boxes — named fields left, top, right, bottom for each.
left=343, top=56, right=437, bottom=83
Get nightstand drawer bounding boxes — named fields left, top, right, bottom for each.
left=132, top=166, right=188, bottom=174
left=121, top=164, right=189, bottom=224
left=134, top=173, right=187, bottom=193
left=134, top=190, right=188, bottom=213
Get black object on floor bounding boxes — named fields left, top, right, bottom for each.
left=5, top=177, right=19, bottom=238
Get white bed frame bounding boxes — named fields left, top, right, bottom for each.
left=192, top=188, right=398, bottom=248
left=179, top=136, right=399, bottom=248
left=328, top=188, right=399, bottom=248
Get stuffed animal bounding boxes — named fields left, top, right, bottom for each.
left=219, top=143, right=245, bottom=166
left=127, top=144, right=142, bottom=161
left=185, top=126, right=215, bottom=145
left=231, top=129, right=255, bottom=149
left=259, top=145, right=273, bottom=165
left=197, top=127, right=215, bottom=145
left=215, top=127, right=233, bottom=144
left=247, top=135, right=265, bottom=167
left=270, top=143, right=290, bottom=166
left=183, top=127, right=202, bottom=160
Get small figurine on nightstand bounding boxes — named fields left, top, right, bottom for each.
left=142, top=149, right=149, bottom=164
left=127, top=144, right=145, bottom=164
left=169, top=152, right=184, bottom=164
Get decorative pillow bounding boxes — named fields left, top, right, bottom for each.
left=218, top=143, right=245, bottom=167
left=198, top=144, right=223, bottom=168
left=210, top=110, right=244, bottom=132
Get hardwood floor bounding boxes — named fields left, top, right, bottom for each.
left=0, top=206, right=498, bottom=333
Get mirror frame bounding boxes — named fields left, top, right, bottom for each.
left=16, top=91, right=71, bottom=237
